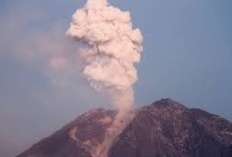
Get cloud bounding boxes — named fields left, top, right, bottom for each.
left=0, top=1, right=84, bottom=87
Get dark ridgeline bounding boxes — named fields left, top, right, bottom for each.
left=17, top=99, right=232, bottom=157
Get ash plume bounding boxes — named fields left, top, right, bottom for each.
left=66, top=0, right=143, bottom=156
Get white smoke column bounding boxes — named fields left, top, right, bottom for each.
left=67, top=0, right=143, bottom=156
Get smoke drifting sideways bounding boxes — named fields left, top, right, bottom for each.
left=67, top=0, right=143, bottom=113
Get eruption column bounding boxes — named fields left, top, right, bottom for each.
left=67, top=0, right=143, bottom=156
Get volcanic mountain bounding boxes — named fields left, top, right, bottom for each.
left=17, top=99, right=232, bottom=157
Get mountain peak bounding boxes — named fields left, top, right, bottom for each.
left=151, top=98, right=186, bottom=109
left=17, top=99, right=232, bottom=157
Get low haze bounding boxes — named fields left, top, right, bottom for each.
left=0, top=0, right=231, bottom=156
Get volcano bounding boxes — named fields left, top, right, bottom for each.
left=17, top=99, right=232, bottom=157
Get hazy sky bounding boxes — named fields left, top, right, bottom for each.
left=0, top=0, right=232, bottom=156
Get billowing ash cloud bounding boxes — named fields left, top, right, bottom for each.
left=66, top=0, right=143, bottom=112
left=67, top=0, right=143, bottom=156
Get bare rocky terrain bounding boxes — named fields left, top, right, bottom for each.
left=17, top=99, right=232, bottom=157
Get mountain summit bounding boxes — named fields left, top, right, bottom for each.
left=17, top=99, right=232, bottom=157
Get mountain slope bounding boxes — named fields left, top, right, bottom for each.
left=17, top=99, right=232, bottom=157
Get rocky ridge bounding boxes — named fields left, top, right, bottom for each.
left=17, top=99, right=232, bottom=157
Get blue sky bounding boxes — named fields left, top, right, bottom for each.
left=0, top=0, right=232, bottom=156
